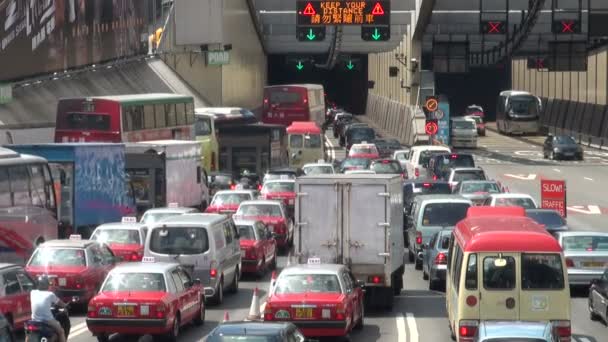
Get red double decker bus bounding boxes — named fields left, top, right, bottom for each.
left=262, top=84, right=325, bottom=128
left=54, top=94, right=195, bottom=143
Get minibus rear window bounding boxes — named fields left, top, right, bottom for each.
left=521, top=254, right=564, bottom=290
left=465, top=254, right=477, bottom=290
left=483, top=256, right=516, bottom=289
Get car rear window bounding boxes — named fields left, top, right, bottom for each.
left=274, top=274, right=342, bottom=294
left=421, top=203, right=470, bottom=226
left=237, top=204, right=282, bottom=217
left=461, top=182, right=500, bottom=194
left=412, top=182, right=451, bottom=195
left=562, top=235, right=608, bottom=251
left=149, top=227, right=209, bottom=255
left=349, top=128, right=375, bottom=141
left=141, top=212, right=183, bottom=225
left=483, top=256, right=516, bottom=289
left=350, top=145, right=378, bottom=155
left=29, top=248, right=86, bottom=267
left=212, top=193, right=251, bottom=205
left=419, top=150, right=446, bottom=167
left=263, top=182, right=295, bottom=193
left=440, top=235, right=451, bottom=249
left=102, top=273, right=165, bottom=292
left=237, top=225, right=256, bottom=240
left=210, top=175, right=233, bottom=185
left=453, top=170, right=486, bottom=182
left=526, top=211, right=566, bottom=228
left=436, top=155, right=475, bottom=169
left=91, top=229, right=140, bottom=245
left=494, top=197, right=536, bottom=209
left=453, top=120, right=475, bottom=129
left=303, top=165, right=334, bottom=175
left=371, top=161, right=402, bottom=174
left=522, top=254, right=564, bottom=289
left=341, top=158, right=371, bottom=169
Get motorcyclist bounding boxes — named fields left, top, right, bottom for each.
left=30, top=275, right=66, bottom=342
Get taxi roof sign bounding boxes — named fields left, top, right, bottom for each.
left=307, top=257, right=321, bottom=265
left=142, top=256, right=155, bottom=263
left=69, top=234, right=82, bottom=240
left=122, top=216, right=137, bottom=223
left=168, top=202, right=179, bottom=208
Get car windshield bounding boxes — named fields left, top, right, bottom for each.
left=350, top=145, right=378, bottom=156
left=453, top=120, right=475, bottom=129
left=212, top=193, right=250, bottom=205
left=555, top=136, right=576, bottom=145
left=419, top=150, right=446, bottom=167
left=149, top=227, right=208, bottom=255
left=495, top=197, right=536, bottom=209
left=454, top=170, right=486, bottom=182
left=141, top=212, right=183, bottom=224
left=562, top=235, right=608, bottom=251
left=303, top=165, right=334, bottom=175
left=413, top=183, right=452, bottom=195
left=265, top=173, right=296, bottom=181
left=237, top=225, right=256, bottom=240
left=394, top=152, right=409, bottom=161
left=29, top=248, right=86, bottom=267
left=274, top=274, right=342, bottom=294
left=436, top=155, right=475, bottom=174
left=371, top=161, right=402, bottom=174
left=341, top=158, right=371, bottom=169
left=237, top=204, right=282, bottom=217
left=102, top=273, right=166, bottom=292
left=195, top=116, right=212, bottom=136
left=349, top=128, right=375, bottom=141
left=461, top=182, right=500, bottom=194
left=422, top=203, right=470, bottom=226
left=210, top=175, right=233, bottom=185
left=263, top=182, right=295, bottom=193
left=91, top=229, right=140, bottom=245
left=509, top=96, right=539, bottom=115
left=526, top=211, right=566, bottom=228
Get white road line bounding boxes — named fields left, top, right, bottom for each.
left=584, top=177, right=594, bottom=181
left=396, top=312, right=407, bottom=342
left=579, top=338, right=592, bottom=342
left=67, top=323, right=90, bottom=340
left=553, top=168, right=561, bottom=173
left=325, top=134, right=336, bottom=161
left=406, top=312, right=419, bottom=342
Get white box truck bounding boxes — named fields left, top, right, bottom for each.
left=125, top=140, right=210, bottom=216
left=294, top=174, right=405, bottom=310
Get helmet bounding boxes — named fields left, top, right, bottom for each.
left=37, top=275, right=50, bottom=291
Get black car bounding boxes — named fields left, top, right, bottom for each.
left=543, top=135, right=583, bottom=160
left=206, top=322, right=309, bottom=342
left=340, top=122, right=368, bottom=146
left=338, top=157, right=372, bottom=173
left=525, top=209, right=568, bottom=234
left=333, top=113, right=353, bottom=138
left=345, top=126, right=376, bottom=150
left=370, top=159, right=407, bottom=179
left=373, top=138, right=402, bottom=158
left=402, top=181, right=452, bottom=245
left=589, top=268, right=608, bottom=324
left=427, top=153, right=475, bottom=180
left=208, top=172, right=237, bottom=195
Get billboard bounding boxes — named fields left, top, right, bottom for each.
left=0, top=0, right=151, bottom=82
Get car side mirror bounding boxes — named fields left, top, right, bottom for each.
left=193, top=278, right=201, bottom=286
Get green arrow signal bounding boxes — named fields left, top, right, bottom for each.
left=296, top=61, right=304, bottom=71
left=346, top=60, right=354, bottom=70
left=306, top=28, right=316, bottom=41
left=371, top=28, right=381, bottom=40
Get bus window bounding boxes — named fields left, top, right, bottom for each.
left=483, top=256, right=516, bottom=289
left=186, top=103, right=195, bottom=124
left=10, top=166, right=31, bottom=206
left=271, top=91, right=301, bottom=106
left=522, top=254, right=564, bottom=290
left=465, top=254, right=477, bottom=290
left=166, top=104, right=176, bottom=126
left=290, top=135, right=303, bottom=148
left=155, top=104, right=166, bottom=127
left=30, top=164, right=46, bottom=207
left=132, top=106, right=144, bottom=130
left=64, top=113, right=110, bottom=131
left=304, top=134, right=321, bottom=148
left=144, top=105, right=155, bottom=129
left=0, top=168, right=10, bottom=207
left=176, top=103, right=186, bottom=125
left=195, top=116, right=212, bottom=136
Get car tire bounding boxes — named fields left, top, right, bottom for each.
left=211, top=279, right=223, bottom=305
left=408, top=249, right=415, bottom=262
left=422, top=267, right=429, bottom=280
left=269, top=251, right=277, bottom=270
left=589, top=297, right=600, bottom=321
left=550, top=151, right=556, bottom=160
left=429, top=279, right=438, bottom=291
left=166, top=315, right=180, bottom=342
left=194, top=296, right=206, bottom=326
left=354, top=300, right=364, bottom=330
left=384, top=288, right=394, bottom=311
left=96, top=334, right=109, bottom=342
left=228, top=268, right=239, bottom=294
left=415, top=259, right=422, bottom=270
left=257, top=257, right=266, bottom=278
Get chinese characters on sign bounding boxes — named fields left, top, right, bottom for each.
left=297, top=1, right=390, bottom=26
left=540, top=179, right=567, bottom=217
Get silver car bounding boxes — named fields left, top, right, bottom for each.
left=475, top=321, right=557, bottom=342
left=422, top=228, right=453, bottom=291
left=452, top=180, right=502, bottom=206
left=555, top=231, right=608, bottom=286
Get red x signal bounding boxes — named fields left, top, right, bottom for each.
left=488, top=21, right=502, bottom=33
left=561, top=20, right=574, bottom=33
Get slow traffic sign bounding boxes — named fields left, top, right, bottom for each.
left=540, top=179, right=566, bottom=217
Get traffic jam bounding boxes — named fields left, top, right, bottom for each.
left=0, top=87, right=601, bottom=342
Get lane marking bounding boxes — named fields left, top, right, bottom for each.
left=396, top=312, right=407, bottom=342
left=324, top=133, right=336, bottom=161
left=553, top=168, right=561, bottom=173
left=567, top=205, right=602, bottom=215
left=406, top=312, right=419, bottom=342
left=584, top=177, right=593, bottom=181
left=579, top=337, right=592, bottom=342
left=67, top=323, right=90, bottom=340
left=504, top=173, right=537, bottom=180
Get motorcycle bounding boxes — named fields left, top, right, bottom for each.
left=24, top=305, right=71, bottom=342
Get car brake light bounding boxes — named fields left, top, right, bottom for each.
left=422, top=183, right=431, bottom=188
left=263, top=302, right=273, bottom=321
left=451, top=154, right=458, bottom=159
left=416, top=231, right=422, bottom=245
left=210, top=268, right=218, bottom=278
left=415, top=168, right=419, bottom=178
left=565, top=258, right=574, bottom=268
left=553, top=320, right=571, bottom=341
left=130, top=251, right=141, bottom=261
left=26, top=323, right=40, bottom=331
left=382, top=160, right=390, bottom=164
left=87, top=304, right=98, bottom=318
left=230, top=184, right=236, bottom=190
left=156, top=303, right=166, bottom=318
left=433, top=175, right=437, bottom=180
left=258, top=184, right=263, bottom=191
left=367, top=275, right=384, bottom=284
left=459, top=320, right=479, bottom=339
left=434, top=252, right=447, bottom=265
left=335, top=303, right=346, bottom=320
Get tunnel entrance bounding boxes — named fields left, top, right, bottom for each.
left=434, top=66, right=510, bottom=121
left=267, top=54, right=369, bottom=115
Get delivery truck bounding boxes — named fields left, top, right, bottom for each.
left=7, top=143, right=136, bottom=238
left=294, top=174, right=405, bottom=310
left=125, top=140, right=210, bottom=216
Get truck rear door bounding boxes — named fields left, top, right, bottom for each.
left=296, top=182, right=342, bottom=263
left=344, top=182, right=388, bottom=265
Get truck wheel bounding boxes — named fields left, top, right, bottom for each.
left=415, top=259, right=422, bottom=270
left=228, top=268, right=239, bottom=294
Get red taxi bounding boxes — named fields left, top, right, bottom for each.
left=25, top=236, right=119, bottom=305
left=90, top=218, right=147, bottom=262
left=234, top=200, right=294, bottom=251
left=205, top=190, right=259, bottom=215
left=0, top=264, right=36, bottom=331
left=263, top=261, right=364, bottom=338
left=234, top=219, right=277, bottom=276
left=86, top=258, right=204, bottom=341
left=260, top=180, right=296, bottom=211
left=348, top=143, right=380, bottom=159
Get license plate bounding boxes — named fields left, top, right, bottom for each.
left=295, top=308, right=313, bottom=319
left=58, top=278, right=66, bottom=286
left=583, top=261, right=605, bottom=267
left=116, top=305, right=135, bottom=317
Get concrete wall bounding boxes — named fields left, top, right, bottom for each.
left=161, top=0, right=266, bottom=109
left=512, top=46, right=608, bottom=147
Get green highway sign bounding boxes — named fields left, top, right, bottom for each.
left=296, top=61, right=305, bottom=71
left=346, top=60, right=355, bottom=70
left=296, top=26, right=326, bottom=42
left=361, top=26, right=390, bottom=41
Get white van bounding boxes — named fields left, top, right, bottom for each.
left=144, top=213, right=241, bottom=305
left=483, top=193, right=538, bottom=209
left=450, top=117, right=478, bottom=149
left=404, top=145, right=451, bottom=179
